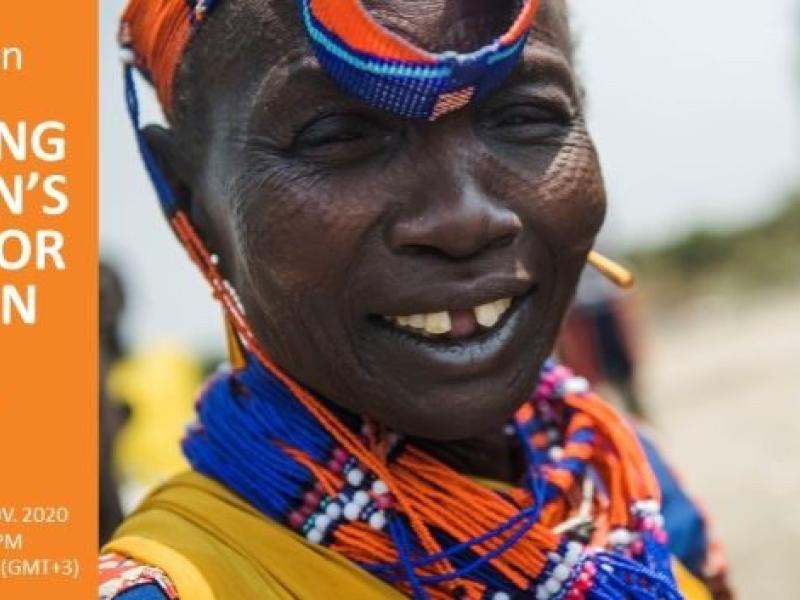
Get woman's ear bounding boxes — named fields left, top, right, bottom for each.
left=140, top=124, right=229, bottom=276
left=141, top=124, right=193, bottom=211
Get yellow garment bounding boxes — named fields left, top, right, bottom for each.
left=674, top=561, right=712, bottom=600
left=105, top=471, right=404, bottom=599
left=104, top=471, right=711, bottom=599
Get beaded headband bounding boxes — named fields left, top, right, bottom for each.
left=302, top=0, right=540, bottom=120
left=120, top=0, right=539, bottom=121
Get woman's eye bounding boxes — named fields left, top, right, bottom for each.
left=482, top=104, right=571, bottom=142
left=292, top=114, right=394, bottom=162
left=299, top=128, right=365, bottom=148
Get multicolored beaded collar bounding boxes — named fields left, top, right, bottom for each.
left=120, top=0, right=538, bottom=121
left=183, top=353, right=681, bottom=599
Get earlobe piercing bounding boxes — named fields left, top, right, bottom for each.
left=587, top=251, right=635, bottom=289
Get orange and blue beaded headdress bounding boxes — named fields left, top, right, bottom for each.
left=121, top=0, right=540, bottom=122
left=301, top=0, right=540, bottom=120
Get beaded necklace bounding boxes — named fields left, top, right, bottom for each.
left=183, top=348, right=681, bottom=600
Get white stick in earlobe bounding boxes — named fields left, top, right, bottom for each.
left=587, top=251, right=635, bottom=289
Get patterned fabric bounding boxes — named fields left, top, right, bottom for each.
left=98, top=553, right=177, bottom=600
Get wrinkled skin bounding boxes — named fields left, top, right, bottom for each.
left=147, top=0, right=606, bottom=452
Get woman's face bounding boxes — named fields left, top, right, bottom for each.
left=171, top=0, right=606, bottom=440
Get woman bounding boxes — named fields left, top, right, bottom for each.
left=101, top=0, right=729, bottom=598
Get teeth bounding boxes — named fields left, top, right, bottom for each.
left=424, top=311, right=451, bottom=335
left=408, top=314, right=425, bottom=329
left=474, top=298, right=512, bottom=328
left=474, top=302, right=500, bottom=328
left=385, top=297, right=513, bottom=337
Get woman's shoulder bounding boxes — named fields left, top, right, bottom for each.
left=99, top=552, right=178, bottom=600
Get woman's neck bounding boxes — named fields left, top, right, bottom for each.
left=412, top=428, right=524, bottom=484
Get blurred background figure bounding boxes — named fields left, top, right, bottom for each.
left=99, top=262, right=128, bottom=545
left=99, top=261, right=210, bottom=543
left=559, top=260, right=645, bottom=419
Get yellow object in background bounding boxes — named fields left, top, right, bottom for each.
left=108, top=342, right=204, bottom=498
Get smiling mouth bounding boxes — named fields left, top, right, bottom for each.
left=378, top=295, right=521, bottom=341
left=363, top=279, right=543, bottom=379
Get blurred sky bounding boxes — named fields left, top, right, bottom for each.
left=101, top=0, right=800, bottom=350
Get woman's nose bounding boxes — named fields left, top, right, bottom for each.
left=387, top=179, right=522, bottom=260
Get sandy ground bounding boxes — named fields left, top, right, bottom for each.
left=639, top=287, right=800, bottom=597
